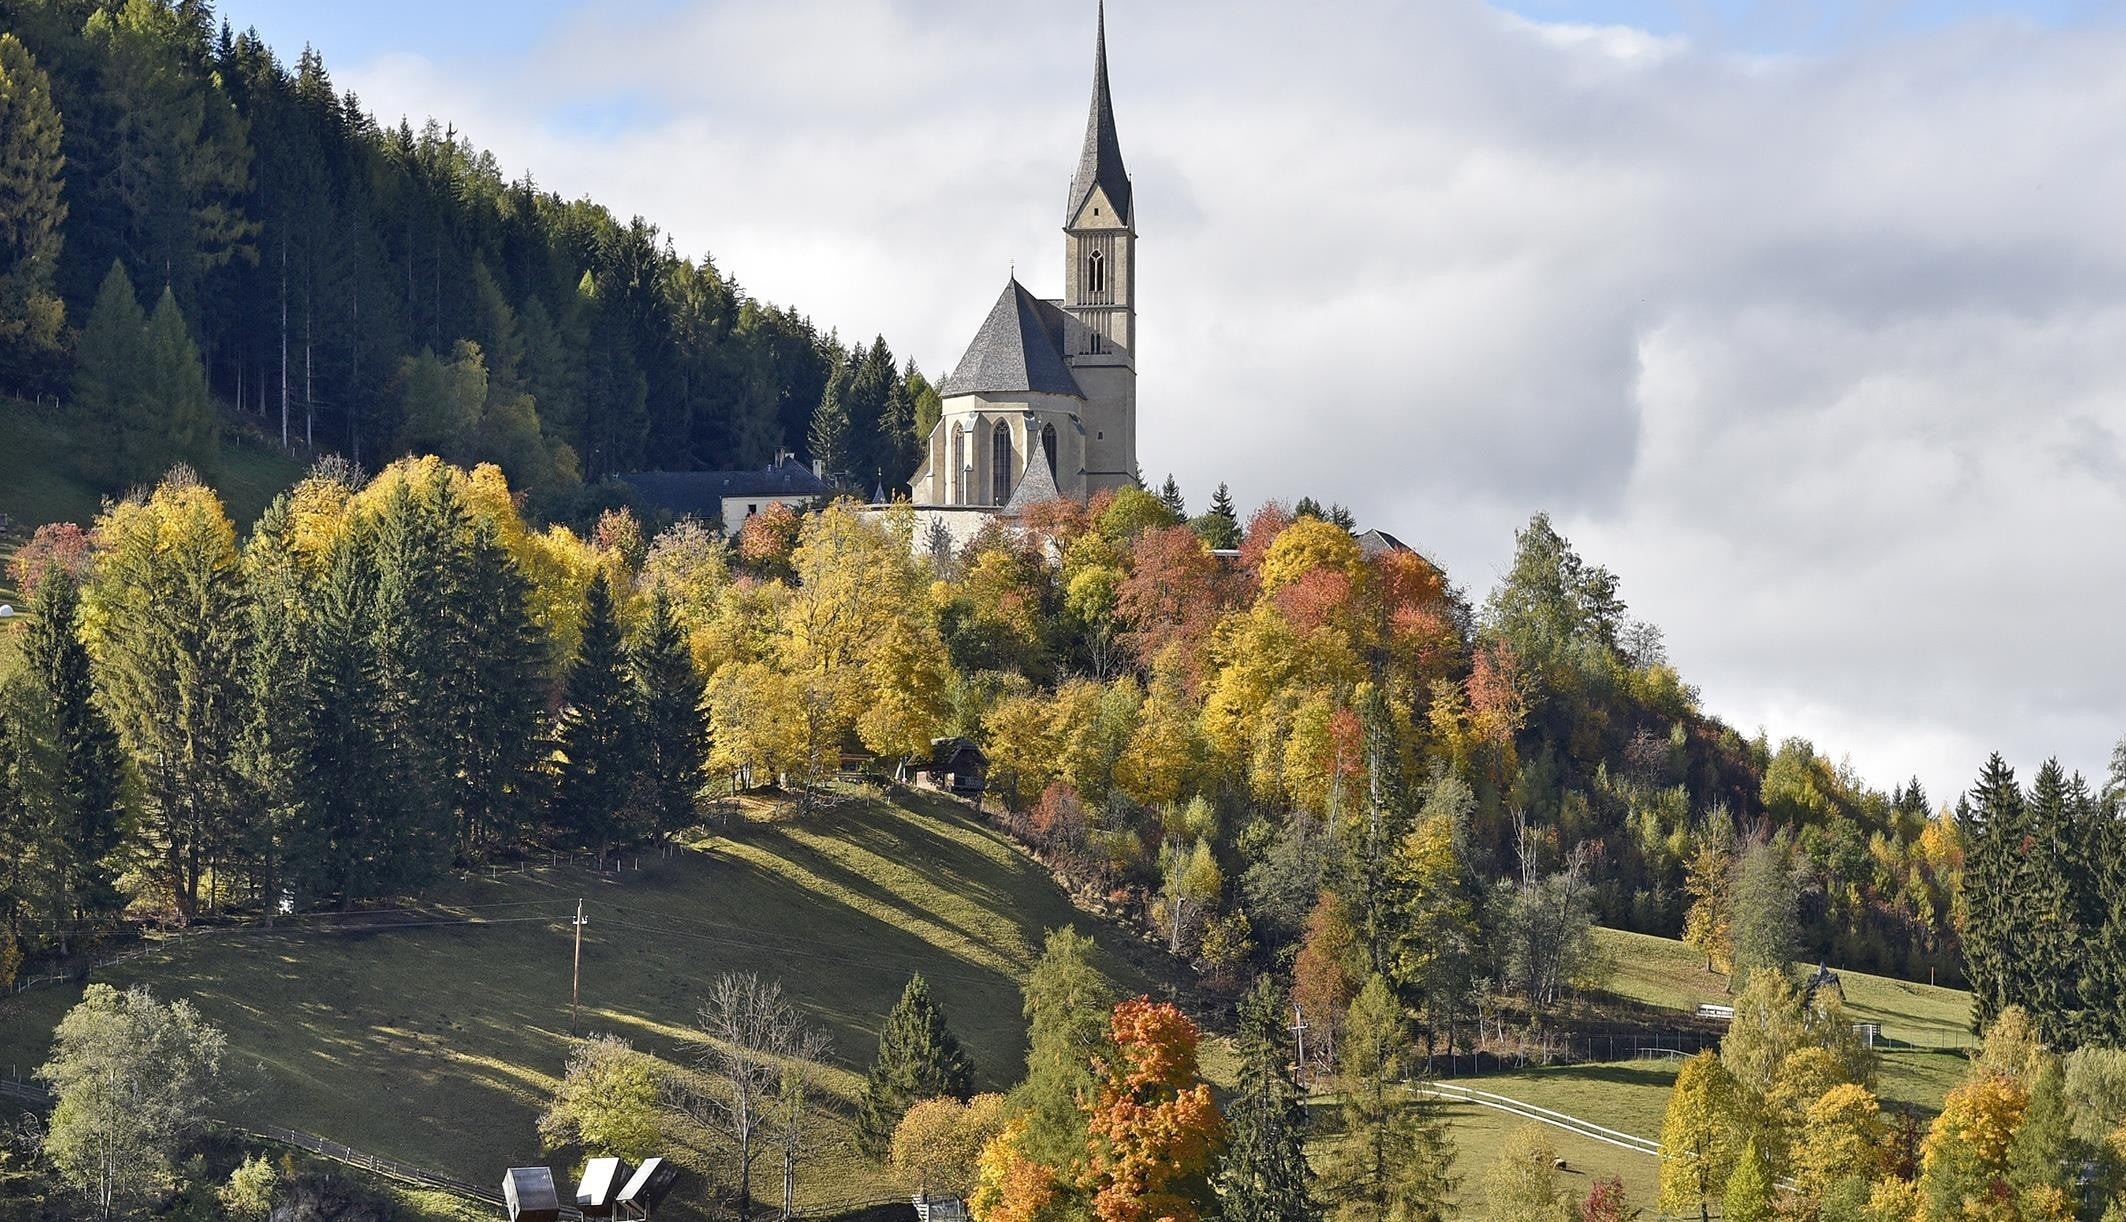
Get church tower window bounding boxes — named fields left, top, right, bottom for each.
left=991, top=422, right=1012, bottom=504
left=1087, top=249, right=1105, bottom=295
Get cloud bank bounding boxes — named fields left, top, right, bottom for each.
left=314, top=0, right=2126, bottom=801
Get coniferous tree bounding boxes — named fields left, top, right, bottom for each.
left=552, top=572, right=641, bottom=861
left=143, top=286, right=218, bottom=475
left=11, top=566, right=127, bottom=945
left=1192, top=482, right=1241, bottom=550
left=235, top=496, right=309, bottom=924
left=1013, top=927, right=1115, bottom=1194
left=291, top=525, right=392, bottom=908
left=856, top=973, right=976, bottom=1155
left=366, top=478, right=459, bottom=887
left=807, top=360, right=854, bottom=481
left=631, top=591, right=707, bottom=839
left=1158, top=474, right=1185, bottom=518
left=1216, top=974, right=1314, bottom=1221
left=1729, top=839, right=1799, bottom=984
left=0, top=32, right=69, bottom=387
left=1961, top=754, right=2022, bottom=1027
left=450, top=516, right=549, bottom=855
left=72, top=261, right=149, bottom=489
left=1318, top=973, right=1453, bottom=1220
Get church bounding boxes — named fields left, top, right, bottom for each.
left=906, top=6, right=1139, bottom=517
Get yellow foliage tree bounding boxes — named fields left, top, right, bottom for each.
left=1791, top=1082, right=1887, bottom=1200
left=1917, top=1070, right=2027, bottom=1220
left=1658, top=1052, right=1741, bottom=1222
left=892, top=1093, right=1008, bottom=1200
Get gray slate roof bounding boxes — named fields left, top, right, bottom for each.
left=1001, top=438, right=1064, bottom=514
left=940, top=279, right=1084, bottom=399
left=619, top=459, right=836, bottom=519
left=1067, top=3, right=1132, bottom=226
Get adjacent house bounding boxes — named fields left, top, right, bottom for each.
left=620, top=452, right=837, bottom=532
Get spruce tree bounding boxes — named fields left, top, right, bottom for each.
left=366, top=479, right=458, bottom=888
left=294, top=526, right=391, bottom=908
left=14, top=566, right=127, bottom=943
left=235, top=498, right=310, bottom=925
left=631, top=591, right=708, bottom=839
left=552, top=572, right=641, bottom=861
left=143, top=287, right=217, bottom=476
left=1193, top=482, right=1241, bottom=550
left=1216, top=974, right=1314, bottom=1221
left=1961, top=755, right=2022, bottom=1026
left=450, top=516, right=548, bottom=855
left=2006, top=1057, right=2073, bottom=1213
left=1158, top=474, right=1185, bottom=517
left=72, top=261, right=148, bottom=490
left=807, top=364, right=853, bottom=481
left=856, top=973, right=976, bottom=1155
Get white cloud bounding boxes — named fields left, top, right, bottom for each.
left=333, top=0, right=2126, bottom=800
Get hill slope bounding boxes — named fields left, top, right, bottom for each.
left=0, top=399, right=306, bottom=538
left=0, top=789, right=1178, bottom=1214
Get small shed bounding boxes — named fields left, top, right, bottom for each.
left=575, top=1156, right=628, bottom=1219
left=503, top=1167, right=561, bottom=1222
left=915, top=1195, right=972, bottom=1222
left=916, top=737, right=987, bottom=797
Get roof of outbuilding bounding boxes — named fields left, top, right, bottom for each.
left=1067, top=2, right=1132, bottom=227
left=940, top=279, right=1084, bottom=399
left=619, top=460, right=836, bottom=519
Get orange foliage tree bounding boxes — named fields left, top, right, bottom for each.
left=1082, top=999, right=1224, bottom=1222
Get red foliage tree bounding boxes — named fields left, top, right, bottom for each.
left=1114, top=524, right=1224, bottom=675
left=7, top=521, right=91, bottom=599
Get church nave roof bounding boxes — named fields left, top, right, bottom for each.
left=940, top=278, right=1085, bottom=399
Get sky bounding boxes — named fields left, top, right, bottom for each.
left=213, top=0, right=2126, bottom=805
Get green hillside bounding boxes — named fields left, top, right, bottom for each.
left=0, top=398, right=306, bottom=538
left=0, top=789, right=1178, bottom=1215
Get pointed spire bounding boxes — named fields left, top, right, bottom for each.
left=1067, top=1, right=1132, bottom=227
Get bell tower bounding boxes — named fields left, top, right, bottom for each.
left=1062, top=1, right=1138, bottom=492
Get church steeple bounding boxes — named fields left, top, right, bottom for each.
left=1067, top=1, right=1132, bottom=227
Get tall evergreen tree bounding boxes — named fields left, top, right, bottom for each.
left=366, top=478, right=459, bottom=888
left=235, top=497, right=309, bottom=924
left=11, top=566, right=127, bottom=945
left=1728, top=838, right=1799, bottom=984
left=88, top=475, right=248, bottom=923
left=631, top=591, right=707, bottom=839
left=293, top=525, right=393, bottom=908
left=807, top=359, right=853, bottom=481
left=0, top=32, right=69, bottom=387
left=1960, top=754, right=2022, bottom=1027
left=856, top=973, right=976, bottom=1155
left=143, top=286, right=218, bottom=475
left=449, top=516, right=549, bottom=855
left=1216, top=974, right=1314, bottom=1221
left=1013, top=927, right=1116, bottom=1188
left=72, top=261, right=149, bottom=489
left=1193, top=482, right=1241, bottom=550
left=1158, top=474, right=1185, bottom=517
left=552, top=572, right=641, bottom=860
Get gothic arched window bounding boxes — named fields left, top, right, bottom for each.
left=951, top=424, right=966, bottom=505
left=991, top=422, right=1012, bottom=505
left=1041, top=423, right=1058, bottom=481
left=1087, top=249, right=1105, bottom=296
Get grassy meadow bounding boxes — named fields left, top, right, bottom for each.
left=0, top=789, right=1176, bottom=1215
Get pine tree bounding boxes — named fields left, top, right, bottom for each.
left=14, top=566, right=127, bottom=944
left=552, top=572, right=641, bottom=861
left=1193, top=482, right=1241, bottom=550
left=0, top=32, right=69, bottom=385
left=1158, top=474, right=1185, bottom=517
left=1013, top=927, right=1115, bottom=1194
left=72, top=261, right=149, bottom=490
left=1216, top=975, right=1314, bottom=1221
left=1318, top=973, right=1453, bottom=1220
left=631, top=591, right=707, bottom=839
left=856, top=974, right=976, bottom=1155
left=143, top=287, right=218, bottom=476
left=450, top=516, right=548, bottom=855
left=2020, top=760, right=2090, bottom=1045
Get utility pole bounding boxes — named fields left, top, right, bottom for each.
left=571, top=899, right=588, bottom=1036
left=1290, top=1003, right=1310, bottom=1089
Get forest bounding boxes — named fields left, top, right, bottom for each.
left=0, top=0, right=938, bottom=513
